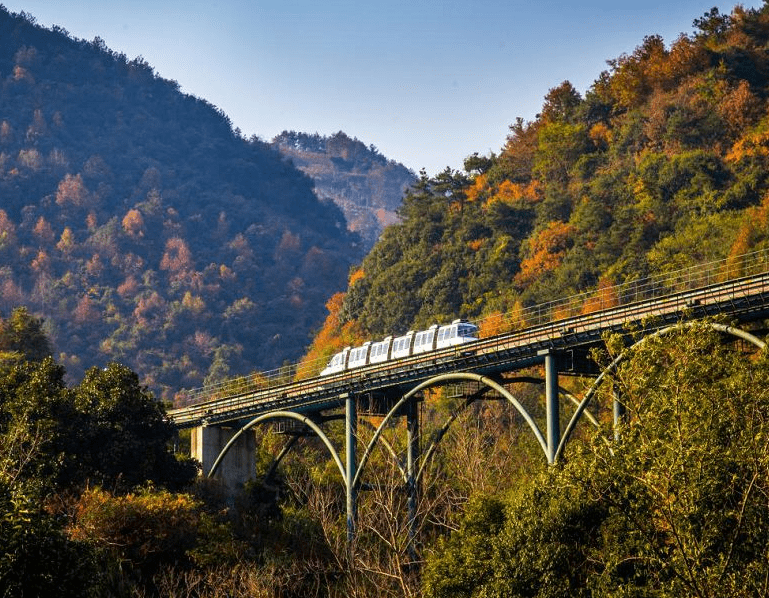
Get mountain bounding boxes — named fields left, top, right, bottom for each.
left=305, top=4, right=769, bottom=362
left=0, top=8, right=363, bottom=398
left=272, top=131, right=416, bottom=251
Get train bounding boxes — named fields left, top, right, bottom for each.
left=320, top=319, right=479, bottom=376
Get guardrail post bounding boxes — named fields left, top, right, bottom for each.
left=345, top=393, right=357, bottom=542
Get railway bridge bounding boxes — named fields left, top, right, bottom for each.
left=169, top=250, right=769, bottom=537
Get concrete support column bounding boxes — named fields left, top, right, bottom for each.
left=192, top=425, right=255, bottom=492
left=345, top=394, right=357, bottom=541
left=543, top=350, right=560, bottom=464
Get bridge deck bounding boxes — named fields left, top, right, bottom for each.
left=168, top=271, right=769, bottom=429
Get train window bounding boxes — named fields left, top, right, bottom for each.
left=349, top=343, right=371, bottom=368
left=392, top=337, right=408, bottom=356
left=414, top=328, right=436, bottom=353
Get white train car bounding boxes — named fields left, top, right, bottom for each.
left=391, top=331, right=415, bottom=359
left=347, top=342, right=371, bottom=369
left=319, top=319, right=479, bottom=377
left=320, top=347, right=351, bottom=376
left=369, top=336, right=393, bottom=364
left=413, top=324, right=439, bottom=354
left=436, top=319, right=479, bottom=348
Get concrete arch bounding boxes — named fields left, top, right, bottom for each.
left=206, top=410, right=347, bottom=485
left=352, top=372, right=549, bottom=492
left=554, top=321, right=767, bottom=462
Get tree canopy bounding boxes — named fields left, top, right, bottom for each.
left=424, top=323, right=769, bottom=597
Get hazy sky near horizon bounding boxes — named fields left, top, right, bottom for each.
left=2, top=1, right=763, bottom=174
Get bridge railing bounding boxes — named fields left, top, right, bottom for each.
left=174, top=249, right=769, bottom=408
left=476, top=249, right=769, bottom=336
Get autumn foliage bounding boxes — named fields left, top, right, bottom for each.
left=514, top=221, right=576, bottom=288
left=0, top=7, right=361, bottom=397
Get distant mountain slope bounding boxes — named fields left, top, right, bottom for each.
left=0, top=8, right=362, bottom=398
left=273, top=131, right=416, bottom=250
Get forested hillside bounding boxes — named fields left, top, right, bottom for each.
left=314, top=5, right=769, bottom=357
left=0, top=7, right=363, bottom=398
left=273, top=131, right=415, bottom=251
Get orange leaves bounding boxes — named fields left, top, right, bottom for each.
left=477, top=304, right=526, bottom=338
left=56, top=227, right=75, bottom=253
left=718, top=80, right=763, bottom=135
left=122, top=209, right=145, bottom=237
left=515, top=221, right=576, bottom=288
left=117, top=276, right=139, bottom=298
left=581, top=277, right=619, bottom=314
left=466, top=174, right=541, bottom=209
left=465, top=173, right=489, bottom=203
left=727, top=191, right=769, bottom=274
left=325, top=291, right=345, bottom=317
left=67, top=487, right=202, bottom=566
left=30, top=249, right=49, bottom=273
left=348, top=267, right=365, bottom=286
left=33, top=216, right=54, bottom=244
left=467, top=239, right=486, bottom=252
left=589, top=122, right=612, bottom=149
left=298, top=291, right=364, bottom=375
left=490, top=180, right=541, bottom=207
left=160, top=237, right=193, bottom=278
left=55, top=173, right=89, bottom=207
left=725, top=125, right=769, bottom=164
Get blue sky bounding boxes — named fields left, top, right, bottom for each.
left=2, top=1, right=763, bottom=174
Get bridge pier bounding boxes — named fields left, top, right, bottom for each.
left=541, top=350, right=561, bottom=464
left=192, top=425, right=256, bottom=495
left=346, top=393, right=357, bottom=541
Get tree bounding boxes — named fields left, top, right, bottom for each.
left=0, top=357, right=73, bottom=490
left=71, top=363, right=198, bottom=492
left=56, top=226, right=76, bottom=254
left=693, top=7, right=731, bottom=39
left=0, top=307, right=52, bottom=365
left=55, top=173, right=89, bottom=207
left=463, top=152, right=493, bottom=175
left=539, top=81, right=582, bottom=123
left=0, top=469, right=99, bottom=597
left=121, top=208, right=145, bottom=237
left=424, top=323, right=769, bottom=597
left=32, top=215, right=54, bottom=245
